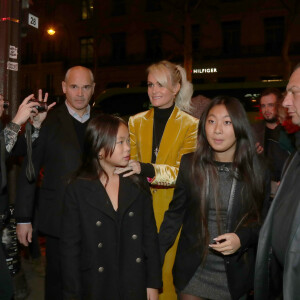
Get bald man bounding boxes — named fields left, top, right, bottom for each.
left=15, top=66, right=95, bottom=300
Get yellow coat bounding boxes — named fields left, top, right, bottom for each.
left=129, top=106, right=199, bottom=300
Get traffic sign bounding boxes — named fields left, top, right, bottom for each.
left=28, top=13, right=38, bottom=28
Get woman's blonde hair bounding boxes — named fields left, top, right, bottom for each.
left=147, top=60, right=193, bottom=113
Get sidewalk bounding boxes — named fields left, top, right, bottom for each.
left=21, top=257, right=44, bottom=300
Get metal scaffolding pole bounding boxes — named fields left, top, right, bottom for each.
left=0, top=0, right=21, bottom=117
left=0, top=0, right=21, bottom=203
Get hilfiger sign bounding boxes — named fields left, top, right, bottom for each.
left=193, top=68, right=218, bottom=74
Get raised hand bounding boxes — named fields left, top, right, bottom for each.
left=31, top=89, right=56, bottom=128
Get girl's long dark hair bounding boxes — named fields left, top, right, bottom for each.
left=72, top=114, right=127, bottom=184
left=72, top=114, right=150, bottom=193
left=192, top=96, right=265, bottom=257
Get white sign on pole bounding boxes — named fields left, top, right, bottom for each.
left=9, top=46, right=18, bottom=59
left=28, top=13, right=39, bottom=29
left=7, top=62, right=18, bottom=72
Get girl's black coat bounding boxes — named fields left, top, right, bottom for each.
left=60, top=176, right=162, bottom=300
left=159, top=153, right=262, bottom=300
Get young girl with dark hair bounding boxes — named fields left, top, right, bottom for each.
left=159, top=96, right=266, bottom=300
left=60, top=114, right=162, bottom=300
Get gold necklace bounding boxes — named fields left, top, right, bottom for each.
left=153, top=120, right=161, bottom=158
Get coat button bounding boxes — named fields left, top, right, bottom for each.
left=98, top=242, right=103, bottom=248
left=96, top=221, right=102, bottom=226
left=132, top=234, right=138, bottom=240
left=129, top=211, right=134, bottom=217
left=98, top=267, right=104, bottom=272
left=136, top=257, right=142, bottom=263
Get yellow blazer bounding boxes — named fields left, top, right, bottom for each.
left=129, top=106, right=199, bottom=300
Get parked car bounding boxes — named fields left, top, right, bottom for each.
left=92, top=87, right=149, bottom=121
left=93, top=81, right=287, bottom=123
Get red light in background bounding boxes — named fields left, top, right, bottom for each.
left=0, top=17, right=19, bottom=23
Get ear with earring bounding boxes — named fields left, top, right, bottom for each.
left=173, top=83, right=180, bottom=97
left=173, top=91, right=178, bottom=102
left=98, top=154, right=103, bottom=160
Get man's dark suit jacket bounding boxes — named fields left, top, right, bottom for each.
left=252, top=121, right=294, bottom=182
left=255, top=140, right=300, bottom=299
left=15, top=103, right=84, bottom=238
left=252, top=121, right=294, bottom=153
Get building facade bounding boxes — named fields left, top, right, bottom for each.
left=20, top=0, right=300, bottom=101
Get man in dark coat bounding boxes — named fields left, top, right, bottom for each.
left=0, top=93, right=51, bottom=300
left=252, top=88, right=294, bottom=198
left=15, top=66, right=95, bottom=300
left=254, top=64, right=300, bottom=299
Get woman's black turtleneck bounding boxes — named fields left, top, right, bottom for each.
left=140, top=104, right=175, bottom=178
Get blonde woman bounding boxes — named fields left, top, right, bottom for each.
left=116, top=60, right=199, bottom=300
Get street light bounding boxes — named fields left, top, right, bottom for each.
left=46, top=27, right=55, bottom=36
left=28, top=18, right=71, bottom=92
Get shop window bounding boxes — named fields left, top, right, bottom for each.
left=111, top=0, right=126, bottom=16
left=80, top=37, right=94, bottom=64
left=146, top=0, right=161, bottom=12
left=222, top=21, right=241, bottom=56
left=192, top=24, right=201, bottom=53
left=145, top=30, right=162, bottom=61
left=264, top=17, right=284, bottom=55
left=111, top=32, right=126, bottom=62
left=81, top=0, right=93, bottom=20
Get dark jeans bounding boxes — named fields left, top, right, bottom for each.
left=28, top=228, right=41, bottom=259
left=45, top=236, right=62, bottom=300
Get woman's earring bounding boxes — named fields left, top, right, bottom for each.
left=98, top=154, right=103, bottom=160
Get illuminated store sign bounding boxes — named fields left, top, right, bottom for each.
left=193, top=68, right=218, bottom=74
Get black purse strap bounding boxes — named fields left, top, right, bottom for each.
left=25, top=122, right=36, bottom=182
